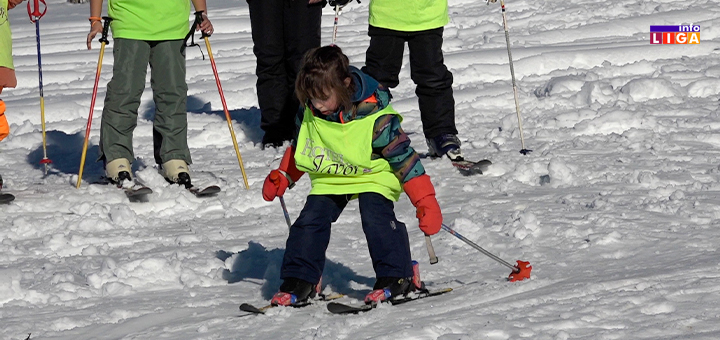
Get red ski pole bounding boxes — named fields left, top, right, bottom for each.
left=190, top=12, right=249, bottom=190
left=76, top=17, right=111, bottom=189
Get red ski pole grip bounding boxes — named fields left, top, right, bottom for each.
left=27, top=0, right=47, bottom=21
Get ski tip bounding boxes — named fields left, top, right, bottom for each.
left=239, top=303, right=267, bottom=314
left=452, top=159, right=491, bottom=176
left=125, top=187, right=153, bottom=197
left=190, top=185, right=221, bottom=197
left=0, top=193, right=15, bottom=204
left=327, top=301, right=372, bottom=314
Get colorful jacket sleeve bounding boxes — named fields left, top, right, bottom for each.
left=371, top=114, right=426, bottom=184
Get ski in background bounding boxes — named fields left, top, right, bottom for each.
left=0, top=175, right=15, bottom=204
left=0, top=193, right=15, bottom=204
left=421, top=153, right=492, bottom=176
left=91, top=177, right=153, bottom=200
left=450, top=158, right=492, bottom=176
left=187, top=184, right=221, bottom=197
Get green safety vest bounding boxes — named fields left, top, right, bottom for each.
left=0, top=0, right=13, bottom=70
left=109, top=0, right=191, bottom=41
left=369, top=0, right=449, bottom=32
left=295, top=106, right=404, bottom=202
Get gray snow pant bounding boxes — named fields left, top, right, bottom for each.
left=98, top=38, right=191, bottom=166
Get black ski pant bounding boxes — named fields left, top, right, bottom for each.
left=363, top=26, right=458, bottom=140
left=281, top=193, right=413, bottom=285
left=247, top=0, right=322, bottom=144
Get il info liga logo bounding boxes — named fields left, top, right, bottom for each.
left=650, top=25, right=700, bottom=44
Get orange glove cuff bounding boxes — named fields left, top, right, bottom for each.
left=279, top=146, right=305, bottom=183
left=0, top=101, right=8, bottom=142
left=403, top=174, right=436, bottom=206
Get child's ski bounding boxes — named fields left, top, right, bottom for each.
left=240, top=293, right=345, bottom=315
left=327, top=287, right=453, bottom=315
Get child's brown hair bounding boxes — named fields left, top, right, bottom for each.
left=296, top=45, right=356, bottom=116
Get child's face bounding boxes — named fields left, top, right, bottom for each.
left=309, top=77, right=351, bottom=116
left=311, top=91, right=340, bottom=116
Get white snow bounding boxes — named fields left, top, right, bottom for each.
left=2, top=0, right=720, bottom=339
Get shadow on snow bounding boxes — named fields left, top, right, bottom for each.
left=217, top=241, right=375, bottom=300
left=26, top=95, right=260, bottom=180
left=141, top=95, right=265, bottom=146
left=27, top=130, right=148, bottom=183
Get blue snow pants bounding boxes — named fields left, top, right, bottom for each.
left=280, top=193, right=413, bottom=285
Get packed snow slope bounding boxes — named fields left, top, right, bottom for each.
left=1, top=0, right=720, bottom=339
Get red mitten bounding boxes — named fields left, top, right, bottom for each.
left=403, top=174, right=442, bottom=235
left=262, top=170, right=289, bottom=201
left=261, top=146, right=305, bottom=202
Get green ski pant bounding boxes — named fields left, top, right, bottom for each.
left=99, top=38, right=191, bottom=166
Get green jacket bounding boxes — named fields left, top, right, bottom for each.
left=369, top=0, right=449, bottom=32
left=109, top=0, right=191, bottom=40
left=0, top=0, right=13, bottom=70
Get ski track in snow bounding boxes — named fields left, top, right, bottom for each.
left=2, top=0, right=720, bottom=339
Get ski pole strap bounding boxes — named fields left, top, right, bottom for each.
left=27, top=0, right=47, bottom=23
left=99, top=17, right=112, bottom=44
left=184, top=11, right=207, bottom=59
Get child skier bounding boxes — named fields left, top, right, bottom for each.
left=1, top=0, right=25, bottom=192
left=261, top=45, right=442, bottom=306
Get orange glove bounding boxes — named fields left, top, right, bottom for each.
left=0, top=100, right=9, bottom=142
left=262, top=146, right=305, bottom=201
left=403, top=174, right=442, bottom=235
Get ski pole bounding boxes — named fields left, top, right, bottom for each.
left=268, top=170, right=293, bottom=229
left=441, top=223, right=531, bottom=282
left=192, top=12, right=249, bottom=190
left=331, top=4, right=341, bottom=46
left=329, top=0, right=360, bottom=46
left=76, top=17, right=111, bottom=189
left=279, top=196, right=292, bottom=230
left=499, top=0, right=531, bottom=155
left=425, top=235, right=439, bottom=264
left=27, top=0, right=52, bottom=175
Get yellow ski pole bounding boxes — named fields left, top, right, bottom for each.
left=76, top=17, right=111, bottom=189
